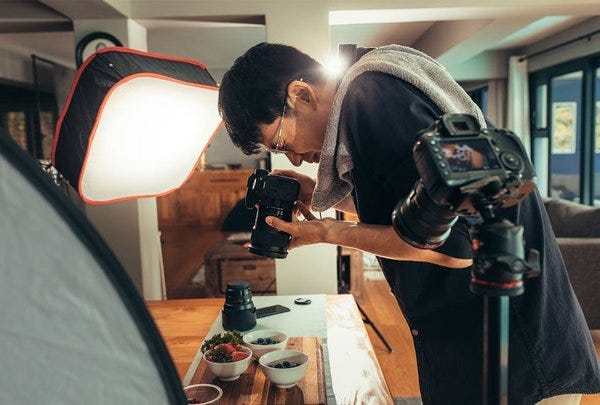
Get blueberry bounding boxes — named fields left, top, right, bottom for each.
left=256, top=338, right=264, bottom=344
left=264, top=338, right=272, bottom=344
left=274, top=363, right=283, bottom=368
left=283, top=361, right=290, bottom=368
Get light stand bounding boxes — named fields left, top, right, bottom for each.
left=469, top=193, right=540, bottom=405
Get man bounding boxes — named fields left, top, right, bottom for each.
left=218, top=42, right=600, bottom=404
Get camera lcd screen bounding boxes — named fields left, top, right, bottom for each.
left=439, top=139, right=502, bottom=172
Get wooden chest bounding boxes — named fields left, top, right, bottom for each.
left=205, top=239, right=276, bottom=297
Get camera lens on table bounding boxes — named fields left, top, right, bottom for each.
left=221, top=280, right=256, bottom=331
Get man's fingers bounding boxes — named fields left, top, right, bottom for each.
left=265, top=215, right=293, bottom=233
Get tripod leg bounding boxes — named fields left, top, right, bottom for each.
left=483, top=296, right=509, bottom=405
left=355, top=301, right=393, bottom=353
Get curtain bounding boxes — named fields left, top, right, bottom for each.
left=486, top=79, right=506, bottom=128
left=507, top=56, right=531, bottom=157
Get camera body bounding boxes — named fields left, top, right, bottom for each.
left=392, top=113, right=536, bottom=249
left=245, top=169, right=300, bottom=258
left=414, top=114, right=536, bottom=214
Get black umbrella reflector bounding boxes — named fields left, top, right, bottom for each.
left=0, top=133, right=185, bottom=404
left=52, top=47, right=222, bottom=204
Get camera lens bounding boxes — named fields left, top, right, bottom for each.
left=392, top=181, right=457, bottom=249
left=221, top=280, right=256, bottom=331
left=248, top=206, right=293, bottom=259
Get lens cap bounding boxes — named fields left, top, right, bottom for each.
left=294, top=297, right=311, bottom=305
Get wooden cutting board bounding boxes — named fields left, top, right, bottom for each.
left=189, top=336, right=326, bottom=404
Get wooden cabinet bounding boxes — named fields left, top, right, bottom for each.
left=157, top=168, right=254, bottom=228
left=219, top=259, right=276, bottom=294
left=204, top=239, right=276, bottom=297
left=341, top=247, right=364, bottom=305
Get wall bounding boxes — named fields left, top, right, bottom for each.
left=146, top=26, right=268, bottom=170
left=525, top=16, right=600, bottom=73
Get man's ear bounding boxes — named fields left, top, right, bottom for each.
left=287, top=80, right=317, bottom=111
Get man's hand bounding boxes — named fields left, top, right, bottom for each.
left=266, top=201, right=338, bottom=249
left=271, top=169, right=316, bottom=209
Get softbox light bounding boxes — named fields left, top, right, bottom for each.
left=0, top=131, right=185, bottom=404
left=52, top=47, right=222, bottom=204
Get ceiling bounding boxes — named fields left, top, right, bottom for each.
left=0, top=0, right=598, bottom=78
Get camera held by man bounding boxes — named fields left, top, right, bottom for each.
left=245, top=169, right=300, bottom=259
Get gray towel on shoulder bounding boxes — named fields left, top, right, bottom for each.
left=312, top=45, right=485, bottom=212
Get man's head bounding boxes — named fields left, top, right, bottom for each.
left=218, top=42, right=335, bottom=166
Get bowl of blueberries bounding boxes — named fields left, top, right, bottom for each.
left=258, top=349, right=309, bottom=388
left=242, top=329, right=288, bottom=359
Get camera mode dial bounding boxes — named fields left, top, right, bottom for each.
left=500, top=152, right=522, bottom=171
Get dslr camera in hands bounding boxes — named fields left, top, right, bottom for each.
left=393, top=113, right=536, bottom=249
left=245, top=169, right=300, bottom=258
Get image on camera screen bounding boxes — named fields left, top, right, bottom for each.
left=439, top=139, right=501, bottom=172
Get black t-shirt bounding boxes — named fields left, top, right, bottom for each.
left=339, top=71, right=600, bottom=404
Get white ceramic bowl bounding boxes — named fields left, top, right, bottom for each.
left=202, top=345, right=252, bottom=381
left=243, top=329, right=288, bottom=359
left=183, top=383, right=223, bottom=404
left=258, top=349, right=309, bottom=388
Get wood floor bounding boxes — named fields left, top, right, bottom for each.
left=160, top=225, right=600, bottom=403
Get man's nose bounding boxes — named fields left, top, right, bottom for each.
left=285, top=152, right=303, bottom=167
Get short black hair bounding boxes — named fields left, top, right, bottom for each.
left=218, top=42, right=325, bottom=155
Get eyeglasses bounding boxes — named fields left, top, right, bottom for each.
left=269, top=100, right=289, bottom=154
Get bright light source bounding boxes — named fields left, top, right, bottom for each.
left=53, top=48, right=222, bottom=204
left=323, top=54, right=346, bottom=78
left=80, top=76, right=221, bottom=202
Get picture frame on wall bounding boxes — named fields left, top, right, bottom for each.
left=552, top=101, right=577, bottom=154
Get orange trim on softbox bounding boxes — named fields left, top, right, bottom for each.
left=77, top=72, right=221, bottom=205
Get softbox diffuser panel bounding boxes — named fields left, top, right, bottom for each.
left=0, top=133, right=185, bottom=404
left=52, top=48, right=222, bottom=204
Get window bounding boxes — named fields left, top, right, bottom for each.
left=530, top=54, right=600, bottom=206
left=467, top=86, right=489, bottom=117
left=594, top=67, right=600, bottom=206
left=0, top=84, right=57, bottom=160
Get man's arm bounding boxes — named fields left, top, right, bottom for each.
left=266, top=202, right=472, bottom=269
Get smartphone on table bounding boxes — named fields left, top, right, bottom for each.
left=256, top=304, right=290, bottom=318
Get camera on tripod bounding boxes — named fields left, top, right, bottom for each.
left=389, top=113, right=541, bottom=403
left=392, top=113, right=536, bottom=249
left=245, top=169, right=300, bottom=259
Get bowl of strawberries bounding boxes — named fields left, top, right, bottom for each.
left=201, top=331, right=252, bottom=381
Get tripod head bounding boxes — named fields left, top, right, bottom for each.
left=468, top=182, right=541, bottom=297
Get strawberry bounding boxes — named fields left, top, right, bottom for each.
left=231, top=351, right=249, bottom=362
left=217, top=343, right=236, bottom=354
left=234, top=344, right=245, bottom=351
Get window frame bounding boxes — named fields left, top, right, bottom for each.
left=0, top=83, right=58, bottom=160
left=529, top=53, right=600, bottom=205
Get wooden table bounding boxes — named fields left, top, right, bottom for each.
left=147, top=295, right=393, bottom=404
